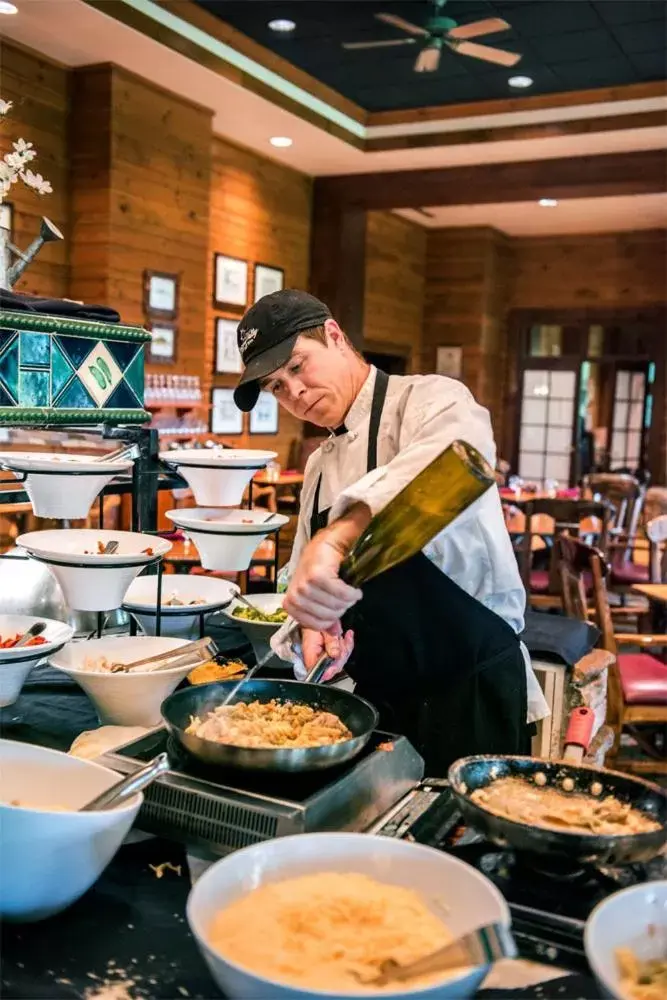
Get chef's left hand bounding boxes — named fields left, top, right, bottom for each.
left=283, top=507, right=368, bottom=630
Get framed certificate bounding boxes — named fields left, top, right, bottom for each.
left=214, top=254, right=248, bottom=309
left=214, top=317, right=243, bottom=374
left=254, top=263, right=284, bottom=303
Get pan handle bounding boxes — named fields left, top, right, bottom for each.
left=562, top=706, right=596, bottom=763
left=304, top=653, right=334, bottom=684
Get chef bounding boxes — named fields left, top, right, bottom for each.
left=234, top=289, right=549, bottom=773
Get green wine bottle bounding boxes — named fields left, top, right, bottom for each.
left=340, top=440, right=495, bottom=588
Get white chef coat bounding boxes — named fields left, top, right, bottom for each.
left=276, top=366, right=549, bottom=724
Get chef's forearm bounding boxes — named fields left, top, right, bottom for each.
left=325, top=501, right=372, bottom=555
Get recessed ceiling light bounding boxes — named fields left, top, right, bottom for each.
left=0, top=2, right=19, bottom=14
left=509, top=75, right=533, bottom=89
left=539, top=198, right=559, bottom=207
left=268, top=18, right=296, bottom=33
left=270, top=136, right=293, bottom=148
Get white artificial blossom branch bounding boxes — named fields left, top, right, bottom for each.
left=0, top=98, right=52, bottom=203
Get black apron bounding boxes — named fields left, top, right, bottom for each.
left=310, top=370, right=528, bottom=775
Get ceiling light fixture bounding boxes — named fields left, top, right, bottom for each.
left=539, top=198, right=559, bottom=207
left=509, top=75, right=533, bottom=88
left=270, top=136, right=293, bottom=148
left=0, top=1, right=19, bottom=13
left=268, top=18, right=296, bottom=33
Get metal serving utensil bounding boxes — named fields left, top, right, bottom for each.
left=359, top=922, right=517, bottom=988
left=81, top=753, right=170, bottom=811
left=109, top=637, right=218, bottom=673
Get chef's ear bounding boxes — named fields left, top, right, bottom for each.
left=324, top=319, right=346, bottom=347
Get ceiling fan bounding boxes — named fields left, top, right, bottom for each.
left=342, top=0, right=522, bottom=72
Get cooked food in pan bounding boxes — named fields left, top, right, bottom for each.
left=617, top=948, right=667, bottom=1000
left=470, top=776, right=661, bottom=836
left=208, top=872, right=453, bottom=993
left=232, top=605, right=288, bottom=624
left=185, top=699, right=352, bottom=749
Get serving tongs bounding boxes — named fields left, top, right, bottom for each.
left=109, top=637, right=218, bottom=673
left=359, top=921, right=517, bottom=988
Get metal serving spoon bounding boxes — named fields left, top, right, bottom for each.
left=81, top=753, right=170, bottom=811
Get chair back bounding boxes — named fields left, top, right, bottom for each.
left=646, top=514, right=667, bottom=584
left=555, top=535, right=616, bottom=654
left=644, top=487, right=667, bottom=524
left=518, top=497, right=610, bottom=593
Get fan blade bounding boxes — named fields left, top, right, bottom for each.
left=448, top=17, right=510, bottom=40
left=342, top=38, right=417, bottom=50
left=454, top=40, right=521, bottom=66
left=375, top=12, right=429, bottom=37
left=414, top=45, right=441, bottom=73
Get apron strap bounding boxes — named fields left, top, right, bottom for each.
left=308, top=369, right=390, bottom=538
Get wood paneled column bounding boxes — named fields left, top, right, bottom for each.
left=69, top=64, right=213, bottom=381
left=310, top=180, right=367, bottom=349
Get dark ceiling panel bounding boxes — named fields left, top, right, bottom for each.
left=193, top=0, right=667, bottom=112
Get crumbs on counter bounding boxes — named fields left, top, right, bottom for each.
left=149, top=861, right=183, bottom=879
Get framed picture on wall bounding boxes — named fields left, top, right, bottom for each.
left=148, top=323, right=177, bottom=362
left=214, top=317, right=243, bottom=374
left=211, top=387, right=244, bottom=435
left=143, top=270, right=179, bottom=318
left=436, top=346, right=463, bottom=379
left=0, top=201, right=13, bottom=235
left=214, top=254, right=248, bottom=308
left=254, top=263, right=284, bottom=303
left=249, top=390, right=279, bottom=435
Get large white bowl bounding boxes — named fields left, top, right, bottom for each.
left=123, top=575, right=238, bottom=640
left=160, top=448, right=277, bottom=506
left=0, top=738, right=142, bottom=921
left=222, top=593, right=291, bottom=669
left=165, top=508, right=289, bottom=572
left=0, top=451, right=133, bottom=519
left=49, top=635, right=195, bottom=726
left=585, top=881, right=667, bottom=1000
left=0, top=613, right=74, bottom=707
left=187, top=832, right=511, bottom=1000
left=16, top=530, right=172, bottom=612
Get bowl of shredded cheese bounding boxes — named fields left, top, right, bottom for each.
left=187, top=832, right=510, bottom=999
left=585, top=881, right=667, bottom=1000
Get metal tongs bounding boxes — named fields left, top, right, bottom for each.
left=109, top=637, right=218, bottom=673
left=360, top=922, right=517, bottom=988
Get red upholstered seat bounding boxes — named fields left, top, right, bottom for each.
left=617, top=653, right=667, bottom=705
left=530, top=569, right=592, bottom=594
left=610, top=560, right=650, bottom=585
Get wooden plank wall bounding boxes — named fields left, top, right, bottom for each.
left=510, top=230, right=667, bottom=309
left=207, top=136, right=313, bottom=466
left=0, top=42, right=70, bottom=298
left=363, top=211, right=426, bottom=371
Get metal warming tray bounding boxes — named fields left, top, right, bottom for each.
left=99, top=729, right=424, bottom=858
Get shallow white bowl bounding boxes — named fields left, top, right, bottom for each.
left=49, top=635, right=193, bottom=726
left=123, top=575, right=238, bottom=640
left=0, top=738, right=142, bottom=921
left=165, top=508, right=288, bottom=572
left=585, top=881, right=667, bottom=999
left=0, top=451, right=134, bottom=519
left=16, top=530, right=172, bottom=612
left=0, top=613, right=74, bottom=707
left=222, top=593, right=291, bottom=668
left=160, top=448, right=277, bottom=506
left=187, top=832, right=510, bottom=1000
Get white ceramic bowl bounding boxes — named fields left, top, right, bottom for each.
left=0, top=613, right=74, bottom=707
left=123, top=575, right=238, bottom=640
left=49, top=635, right=194, bottom=726
left=16, top=530, right=172, bottom=612
left=187, top=832, right=510, bottom=1000
left=222, top=593, right=291, bottom=669
left=585, top=881, right=667, bottom=999
left=160, top=449, right=277, bottom=506
left=0, top=451, right=134, bottom=519
left=0, top=738, right=142, bottom=921
left=165, top=508, right=289, bottom=572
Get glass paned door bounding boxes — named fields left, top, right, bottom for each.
left=518, top=368, right=576, bottom=484
left=610, top=368, right=649, bottom=470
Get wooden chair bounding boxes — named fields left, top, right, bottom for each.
left=644, top=487, right=667, bottom=524
left=584, top=472, right=649, bottom=591
left=555, top=534, right=667, bottom=775
left=646, top=514, right=667, bottom=585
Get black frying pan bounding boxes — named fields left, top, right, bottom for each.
left=448, top=753, right=667, bottom=867
left=161, top=678, right=379, bottom=773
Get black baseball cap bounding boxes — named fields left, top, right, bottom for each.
left=233, top=289, right=332, bottom=411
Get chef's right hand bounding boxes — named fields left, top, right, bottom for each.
left=301, top=623, right=354, bottom=683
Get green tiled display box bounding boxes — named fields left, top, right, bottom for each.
left=0, top=311, right=151, bottom=425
